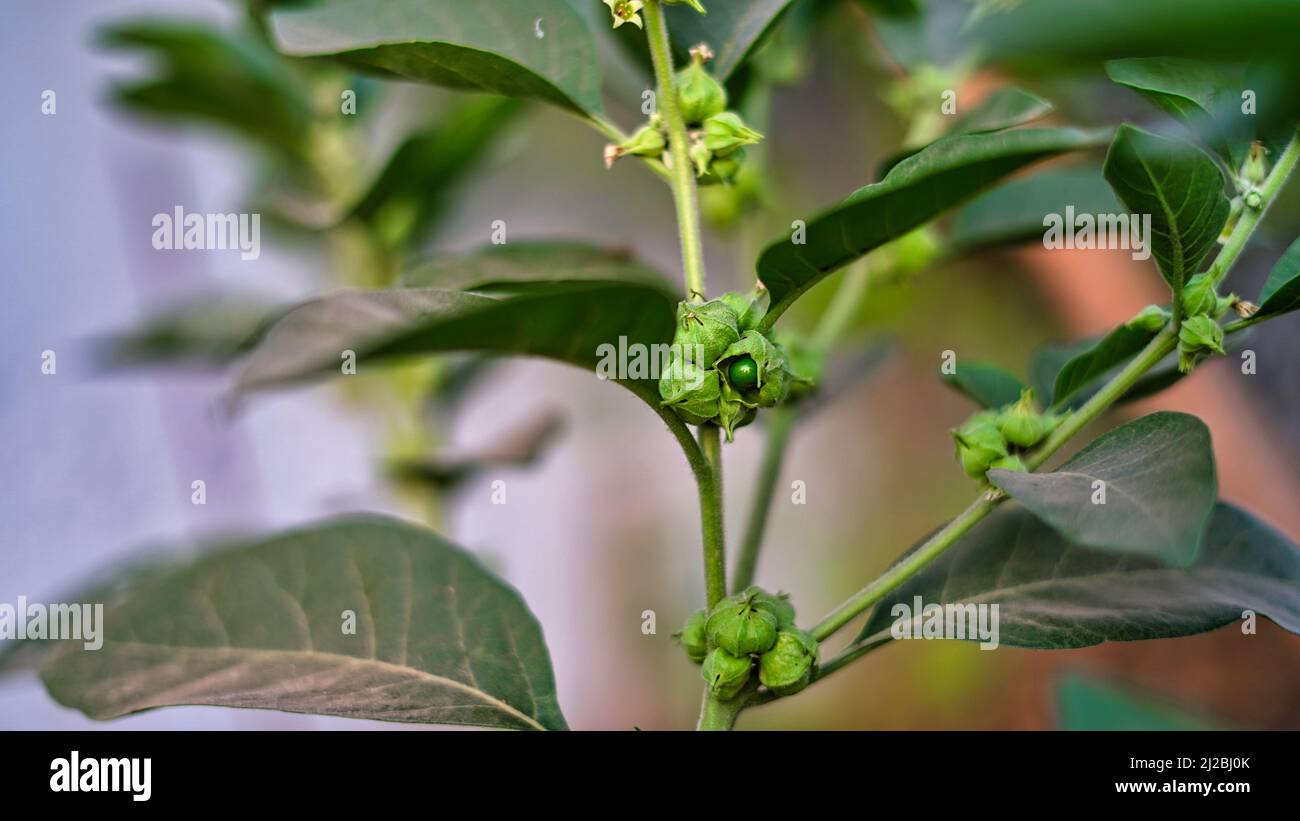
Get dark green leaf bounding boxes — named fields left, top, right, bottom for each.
left=1057, top=675, right=1217, bottom=730
left=98, top=21, right=315, bottom=155
left=1256, top=236, right=1300, bottom=319
left=664, top=0, right=795, bottom=82
left=1051, top=322, right=1157, bottom=408
left=349, top=97, right=523, bottom=249
left=389, top=413, right=564, bottom=490
left=988, top=412, right=1217, bottom=565
left=871, top=0, right=970, bottom=70
left=757, top=127, right=1106, bottom=324
left=941, top=361, right=1025, bottom=409
left=40, top=515, right=567, bottom=729
left=235, top=243, right=678, bottom=404
left=1103, top=125, right=1230, bottom=299
left=948, top=164, right=1121, bottom=251
left=270, top=0, right=603, bottom=115
left=855, top=502, right=1300, bottom=648
left=1105, top=58, right=1246, bottom=167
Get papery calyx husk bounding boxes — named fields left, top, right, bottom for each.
left=758, top=628, right=818, bottom=696
left=676, top=608, right=708, bottom=664
left=701, top=647, right=751, bottom=700
left=659, top=359, right=722, bottom=426
left=1177, top=315, right=1226, bottom=373
left=952, top=410, right=1009, bottom=479
left=673, top=298, right=740, bottom=364
left=702, top=112, right=763, bottom=156
left=715, top=330, right=798, bottom=409
left=743, top=586, right=797, bottom=628
left=675, top=47, right=727, bottom=126
left=718, top=288, right=769, bottom=333
left=1181, top=271, right=1233, bottom=319
left=996, top=388, right=1053, bottom=449
left=706, top=589, right=779, bottom=655
left=1125, top=304, right=1171, bottom=332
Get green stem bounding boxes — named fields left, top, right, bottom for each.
left=698, top=424, right=728, bottom=608
left=644, top=0, right=708, bottom=300
left=1210, top=131, right=1299, bottom=292
left=697, top=688, right=746, bottom=730
left=731, top=408, right=795, bottom=593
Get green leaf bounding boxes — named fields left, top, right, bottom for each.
left=98, top=21, right=315, bottom=156
left=235, top=243, right=678, bottom=404
left=1256, top=237, right=1300, bottom=320
left=948, top=164, right=1121, bottom=251
left=389, top=412, right=564, bottom=490
left=40, top=515, right=567, bottom=730
left=98, top=295, right=277, bottom=370
left=940, top=361, right=1025, bottom=409
left=1103, top=125, right=1230, bottom=300
left=988, top=412, right=1217, bottom=566
left=349, top=97, right=523, bottom=249
left=871, top=0, right=970, bottom=70
left=1105, top=58, right=1246, bottom=167
left=757, top=127, right=1105, bottom=324
left=1051, top=322, right=1157, bottom=409
left=270, top=0, right=603, bottom=115
left=855, top=501, right=1300, bottom=649
left=664, top=0, right=795, bottom=82
left=879, top=86, right=1054, bottom=177
left=1057, top=675, right=1217, bottom=731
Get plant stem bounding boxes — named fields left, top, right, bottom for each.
left=698, top=424, right=728, bottom=608
left=1210, top=131, right=1299, bottom=292
left=697, top=688, right=746, bottom=730
left=731, top=408, right=795, bottom=593
left=644, top=0, right=708, bottom=300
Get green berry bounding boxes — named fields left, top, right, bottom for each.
left=701, top=648, right=752, bottom=701
left=728, top=356, right=759, bottom=390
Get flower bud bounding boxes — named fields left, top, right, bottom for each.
left=611, top=123, right=665, bottom=166
left=996, top=389, right=1051, bottom=449
left=706, top=590, right=779, bottom=655
left=701, top=647, right=752, bottom=700
left=1177, top=315, right=1226, bottom=373
left=1242, top=140, right=1268, bottom=187
left=744, top=586, right=797, bottom=628
left=675, top=49, right=727, bottom=126
left=758, top=628, right=818, bottom=696
left=1125, top=304, right=1171, bottom=332
left=673, top=299, right=740, bottom=364
left=953, top=411, right=1009, bottom=479
left=675, top=609, right=708, bottom=664
left=702, top=112, right=763, bottom=156
left=689, top=139, right=713, bottom=179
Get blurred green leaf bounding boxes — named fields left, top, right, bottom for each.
left=1105, top=58, right=1248, bottom=167
left=880, top=86, right=1055, bottom=176
left=389, top=412, right=564, bottom=490
left=663, top=0, right=795, bottom=82
left=871, top=0, right=970, bottom=70
left=941, top=361, right=1025, bottom=409
left=99, top=21, right=315, bottom=156
left=855, top=502, right=1300, bottom=649
left=948, top=164, right=1121, bottom=251
left=98, top=295, right=277, bottom=370
left=988, top=412, right=1217, bottom=566
left=41, top=516, right=567, bottom=729
left=757, top=127, right=1107, bottom=324
left=1057, top=675, right=1218, bottom=730
left=1103, top=125, right=1230, bottom=300
left=235, top=243, right=678, bottom=404
left=1256, top=236, right=1300, bottom=319
left=349, top=97, right=523, bottom=249
left=270, top=0, right=603, bottom=115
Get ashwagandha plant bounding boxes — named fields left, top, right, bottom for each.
left=17, top=0, right=1300, bottom=730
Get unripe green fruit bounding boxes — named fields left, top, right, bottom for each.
left=701, top=647, right=752, bottom=700
left=728, top=355, right=759, bottom=390
left=1177, top=314, right=1226, bottom=373
left=675, top=57, right=727, bottom=126
left=673, top=299, right=740, bottom=365
left=996, top=389, right=1049, bottom=448
left=676, top=609, right=708, bottom=664
left=702, top=112, right=763, bottom=156
left=989, top=454, right=1027, bottom=473
left=758, top=628, right=818, bottom=696
left=1181, top=271, right=1224, bottom=318
left=953, top=412, right=1008, bottom=479
left=706, top=591, right=779, bottom=655
left=1125, top=304, right=1171, bottom=332
left=659, top=361, right=721, bottom=426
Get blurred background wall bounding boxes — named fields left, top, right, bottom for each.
left=2, top=0, right=1299, bottom=730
